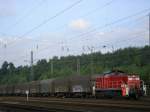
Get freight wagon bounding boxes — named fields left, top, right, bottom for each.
left=21, top=83, right=29, bottom=96
left=6, top=85, right=14, bottom=96
left=14, top=84, right=22, bottom=95
left=0, top=85, right=7, bottom=95
left=40, top=79, right=54, bottom=96
left=69, top=75, right=92, bottom=97
left=53, top=77, right=70, bottom=97
left=29, top=81, right=40, bottom=96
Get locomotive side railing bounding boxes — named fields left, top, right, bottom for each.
left=96, top=79, right=122, bottom=89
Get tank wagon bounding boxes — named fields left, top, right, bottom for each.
left=95, top=71, right=146, bottom=99
left=0, top=71, right=146, bottom=99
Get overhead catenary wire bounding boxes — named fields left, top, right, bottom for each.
left=0, top=0, right=115, bottom=48
left=68, top=8, right=150, bottom=40
left=0, top=0, right=83, bottom=49
left=78, top=31, right=148, bottom=54
left=75, top=15, right=148, bottom=43
left=4, top=13, right=145, bottom=48
left=19, top=0, right=83, bottom=38
left=1, top=5, right=150, bottom=65
left=0, top=0, right=84, bottom=65
left=1, top=21, right=148, bottom=65
left=1, top=2, right=149, bottom=44
left=51, top=11, right=148, bottom=46
left=17, top=0, right=117, bottom=44
left=52, top=0, right=116, bottom=32
left=0, top=0, right=46, bottom=36
left=5, top=14, right=148, bottom=65
left=85, top=30, right=148, bottom=49
left=14, top=13, right=147, bottom=46
left=4, top=45, right=149, bottom=69
left=10, top=0, right=46, bottom=29
left=35, top=11, right=148, bottom=53
left=8, top=29, right=148, bottom=65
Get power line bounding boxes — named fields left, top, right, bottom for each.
left=32, top=13, right=146, bottom=51
left=13, top=0, right=116, bottom=45
left=19, top=0, right=83, bottom=38
left=22, top=28, right=148, bottom=61
left=1, top=0, right=116, bottom=50
left=0, top=0, right=113, bottom=47
left=55, top=11, right=148, bottom=44
left=2, top=8, right=149, bottom=65
left=2, top=23, right=148, bottom=65
left=81, top=31, right=148, bottom=54
left=0, top=0, right=45, bottom=36
left=7, top=14, right=145, bottom=48
left=78, top=15, right=148, bottom=42
left=0, top=0, right=83, bottom=48
left=10, top=0, right=45, bottom=29
left=1, top=2, right=148, bottom=49
left=51, top=0, right=116, bottom=32
left=26, top=13, right=147, bottom=45
left=82, top=0, right=116, bottom=18
left=91, top=30, right=148, bottom=49
left=12, top=31, right=146, bottom=64
left=69, top=8, right=150, bottom=40
left=11, top=46, right=150, bottom=67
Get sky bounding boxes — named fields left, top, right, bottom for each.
left=0, top=0, right=149, bottom=67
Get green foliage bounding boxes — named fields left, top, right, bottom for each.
left=0, top=46, right=149, bottom=84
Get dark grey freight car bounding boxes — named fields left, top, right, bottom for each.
left=14, top=84, right=22, bottom=95
left=69, top=75, right=92, bottom=97
left=0, top=85, right=3, bottom=95
left=20, top=83, right=29, bottom=96
left=0, top=85, right=7, bottom=95
left=53, top=77, right=70, bottom=97
left=40, top=79, right=54, bottom=96
left=6, top=85, right=14, bottom=95
left=29, top=81, right=40, bottom=96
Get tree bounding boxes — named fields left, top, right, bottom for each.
left=1, top=61, right=9, bottom=75
left=8, top=62, right=15, bottom=75
left=0, top=46, right=150, bottom=84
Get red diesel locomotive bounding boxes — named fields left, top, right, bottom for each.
left=95, top=71, right=146, bottom=99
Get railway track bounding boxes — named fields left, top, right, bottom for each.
left=1, top=96, right=150, bottom=106
left=0, top=103, right=85, bottom=112
left=33, top=97, right=150, bottom=105
left=0, top=97, right=150, bottom=112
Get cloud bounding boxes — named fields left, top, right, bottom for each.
left=69, top=19, right=90, bottom=30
